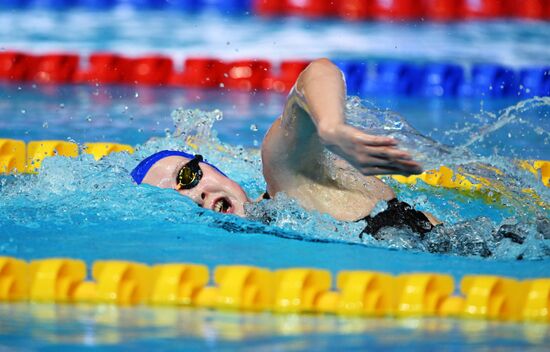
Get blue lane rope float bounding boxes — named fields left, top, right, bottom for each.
left=0, top=51, right=549, bottom=98
left=335, top=59, right=550, bottom=98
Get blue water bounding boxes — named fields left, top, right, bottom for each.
left=1, top=303, right=549, bottom=351
left=2, top=10, right=550, bottom=67
left=1, top=9, right=549, bottom=351
left=2, top=84, right=548, bottom=158
left=1, top=86, right=549, bottom=262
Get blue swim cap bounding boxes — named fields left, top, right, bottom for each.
left=131, top=150, right=226, bottom=185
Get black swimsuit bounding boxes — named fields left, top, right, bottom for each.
left=359, top=198, right=434, bottom=240
left=262, top=192, right=434, bottom=239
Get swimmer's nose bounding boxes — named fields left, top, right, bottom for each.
left=185, top=188, right=207, bottom=207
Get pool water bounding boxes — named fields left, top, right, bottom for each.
left=1, top=303, right=549, bottom=351
left=1, top=84, right=548, bottom=260
left=2, top=10, right=550, bottom=67
left=1, top=9, right=549, bottom=351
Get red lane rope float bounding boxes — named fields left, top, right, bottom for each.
left=0, top=51, right=310, bottom=93
left=252, top=0, right=550, bottom=21
left=132, top=55, right=175, bottom=85
left=0, top=51, right=39, bottom=81
left=0, top=52, right=80, bottom=84
left=338, top=0, right=372, bottom=21
left=78, top=52, right=128, bottom=84
left=284, top=0, right=338, bottom=18
left=1, top=51, right=548, bottom=98
left=78, top=53, right=174, bottom=86
left=170, top=58, right=223, bottom=88
left=263, top=60, right=311, bottom=93
left=509, top=0, right=550, bottom=20
left=460, top=0, right=508, bottom=20
left=3, top=0, right=549, bottom=21
left=371, top=0, right=422, bottom=21
left=222, top=59, right=272, bottom=91
left=37, top=54, right=79, bottom=84
left=424, top=0, right=462, bottom=21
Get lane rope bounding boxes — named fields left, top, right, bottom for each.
left=1, top=0, right=549, bottom=22
left=1, top=52, right=548, bottom=98
left=0, top=256, right=549, bottom=322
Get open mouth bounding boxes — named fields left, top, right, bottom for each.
left=212, top=197, right=232, bottom=213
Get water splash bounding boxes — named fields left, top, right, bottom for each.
left=0, top=98, right=548, bottom=260
left=458, top=97, right=550, bottom=151
left=345, top=97, right=455, bottom=170
left=341, top=96, right=549, bottom=259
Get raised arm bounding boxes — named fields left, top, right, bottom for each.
left=261, top=58, right=422, bottom=193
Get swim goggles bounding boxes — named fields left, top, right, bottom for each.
left=176, top=154, right=204, bottom=190
left=131, top=150, right=227, bottom=185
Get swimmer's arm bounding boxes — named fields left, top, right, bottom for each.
left=262, top=58, right=422, bottom=186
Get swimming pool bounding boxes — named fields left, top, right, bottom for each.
left=1, top=8, right=549, bottom=351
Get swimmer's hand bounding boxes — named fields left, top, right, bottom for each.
left=318, top=123, right=423, bottom=176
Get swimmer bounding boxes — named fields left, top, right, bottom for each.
left=131, top=59, right=440, bottom=239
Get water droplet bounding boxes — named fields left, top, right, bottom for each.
left=219, top=83, right=225, bottom=88
left=59, top=103, right=65, bottom=109
left=226, top=41, right=231, bottom=45
left=20, top=109, right=26, bottom=114
left=86, top=116, right=93, bottom=122
left=42, top=122, right=48, bottom=128
left=134, top=92, right=139, bottom=98
left=249, top=124, right=258, bottom=132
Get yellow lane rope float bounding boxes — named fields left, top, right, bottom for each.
left=0, top=138, right=547, bottom=184
left=0, top=139, right=134, bottom=174
left=0, top=139, right=548, bottom=206
left=0, top=256, right=548, bottom=323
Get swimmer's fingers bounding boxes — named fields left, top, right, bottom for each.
left=323, top=125, right=421, bottom=175
left=364, top=145, right=413, bottom=161
left=361, top=166, right=416, bottom=176
left=353, top=132, right=398, bottom=147
left=356, top=156, right=422, bottom=175
left=360, top=164, right=422, bottom=176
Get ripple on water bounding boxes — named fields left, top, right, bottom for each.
left=0, top=99, right=548, bottom=260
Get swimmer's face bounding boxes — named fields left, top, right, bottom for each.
left=141, top=156, right=250, bottom=217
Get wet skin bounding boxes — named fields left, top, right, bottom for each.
left=139, top=59, right=434, bottom=223
left=141, top=155, right=250, bottom=217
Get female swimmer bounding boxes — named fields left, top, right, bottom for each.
left=131, top=58, right=440, bottom=238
